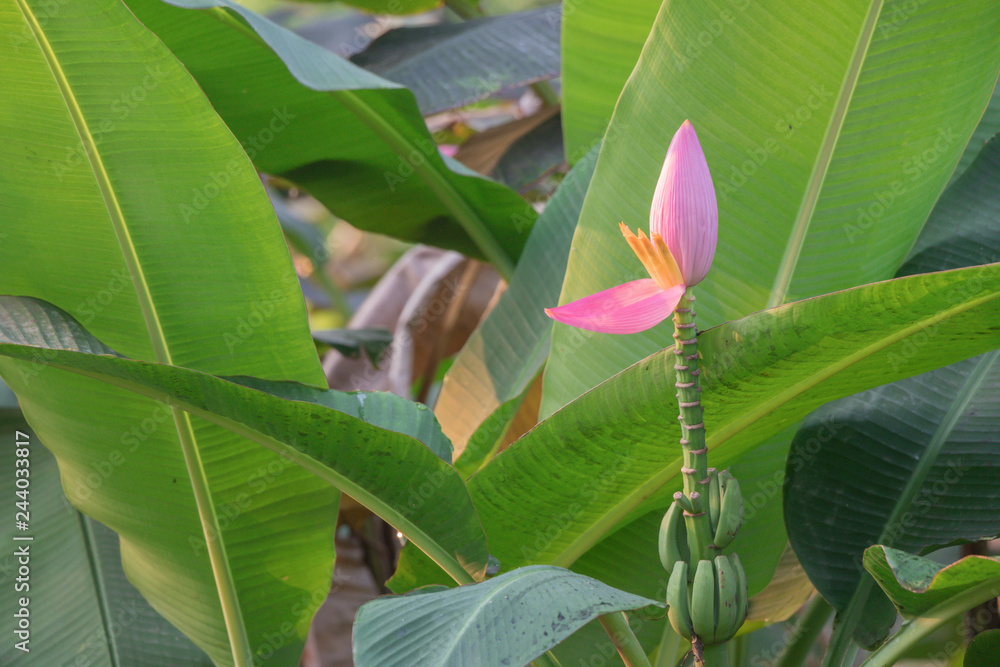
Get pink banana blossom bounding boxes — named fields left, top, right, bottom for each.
left=545, top=120, right=717, bottom=334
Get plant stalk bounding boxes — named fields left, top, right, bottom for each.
left=820, top=577, right=872, bottom=667
left=599, top=612, right=653, bottom=667
left=672, top=291, right=713, bottom=563
left=654, top=622, right=683, bottom=667
left=861, top=579, right=1000, bottom=667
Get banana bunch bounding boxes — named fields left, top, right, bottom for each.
left=658, top=469, right=744, bottom=575
left=666, top=553, right=749, bottom=643
left=659, top=468, right=748, bottom=645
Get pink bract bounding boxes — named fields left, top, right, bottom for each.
left=650, top=120, right=718, bottom=287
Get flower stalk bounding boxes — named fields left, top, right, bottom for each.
left=672, top=290, right=713, bottom=565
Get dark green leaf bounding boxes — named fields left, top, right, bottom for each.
left=351, top=8, right=560, bottom=115
left=948, top=80, right=1000, bottom=188
left=902, top=134, right=1000, bottom=277
left=966, top=628, right=1000, bottom=666
left=312, top=328, right=393, bottom=366
left=492, top=112, right=564, bottom=191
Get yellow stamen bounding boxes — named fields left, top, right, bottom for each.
left=652, top=232, right=684, bottom=286
left=619, top=223, right=684, bottom=289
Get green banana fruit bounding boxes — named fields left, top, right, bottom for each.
left=684, top=554, right=749, bottom=645
left=713, top=554, right=741, bottom=641
left=706, top=468, right=721, bottom=532
left=712, top=473, right=743, bottom=550
left=689, top=559, right=718, bottom=642
left=731, top=552, right=749, bottom=626
left=666, top=560, right=693, bottom=640
left=658, top=501, right=688, bottom=575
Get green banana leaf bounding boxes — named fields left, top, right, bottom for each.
left=492, top=111, right=564, bottom=191
left=393, top=261, right=1000, bottom=602
left=948, top=80, right=1000, bottom=188
left=123, top=0, right=536, bottom=277
left=354, top=565, right=662, bottom=666
left=434, top=146, right=597, bottom=469
left=0, top=412, right=214, bottom=666
left=0, top=296, right=488, bottom=586
left=563, top=2, right=1000, bottom=177
left=311, top=328, right=394, bottom=367
left=544, top=0, right=1000, bottom=416
left=562, top=431, right=793, bottom=601
left=860, top=548, right=1000, bottom=667
left=350, top=8, right=560, bottom=115
left=786, top=349, right=1000, bottom=647
left=784, top=133, right=1000, bottom=647
left=560, top=0, right=658, bottom=160
left=864, top=547, right=1000, bottom=619
left=903, top=133, right=1000, bottom=278
left=0, top=0, right=338, bottom=662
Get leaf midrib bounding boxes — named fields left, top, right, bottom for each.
left=13, top=4, right=251, bottom=663
left=766, top=0, right=885, bottom=308
left=435, top=567, right=540, bottom=663
left=876, top=349, right=1000, bottom=547
left=550, top=283, right=1000, bottom=567
left=79, top=514, right=121, bottom=667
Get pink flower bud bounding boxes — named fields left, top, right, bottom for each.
left=649, top=120, right=718, bottom=286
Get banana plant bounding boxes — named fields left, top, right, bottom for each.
left=4, top=0, right=1000, bottom=666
